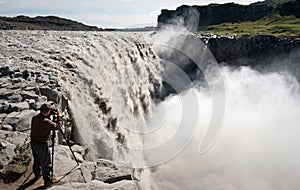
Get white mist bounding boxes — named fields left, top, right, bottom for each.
left=149, top=66, right=300, bottom=190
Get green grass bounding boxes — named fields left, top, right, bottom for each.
left=200, top=13, right=300, bottom=37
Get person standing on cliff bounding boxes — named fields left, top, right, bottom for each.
left=30, top=103, right=62, bottom=187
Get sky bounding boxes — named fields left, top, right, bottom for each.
left=0, top=0, right=259, bottom=28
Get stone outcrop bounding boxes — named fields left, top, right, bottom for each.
left=0, top=63, right=85, bottom=183
left=158, top=0, right=300, bottom=31
left=198, top=34, right=300, bottom=66
left=49, top=180, right=136, bottom=190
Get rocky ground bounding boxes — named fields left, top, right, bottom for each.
left=0, top=66, right=137, bottom=189
left=0, top=30, right=163, bottom=189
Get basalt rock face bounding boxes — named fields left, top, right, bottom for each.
left=157, top=0, right=300, bottom=31
left=198, top=34, right=300, bottom=66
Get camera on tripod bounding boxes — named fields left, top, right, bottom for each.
left=49, top=108, right=59, bottom=123
left=50, top=108, right=58, bottom=116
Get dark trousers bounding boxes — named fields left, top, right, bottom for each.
left=30, top=141, right=52, bottom=183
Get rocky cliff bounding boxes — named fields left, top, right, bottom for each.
left=158, top=0, right=300, bottom=31
left=198, top=34, right=300, bottom=66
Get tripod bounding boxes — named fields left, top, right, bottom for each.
left=51, top=127, right=87, bottom=184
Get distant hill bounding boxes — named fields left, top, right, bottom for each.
left=0, top=15, right=102, bottom=31
left=158, top=0, right=300, bottom=32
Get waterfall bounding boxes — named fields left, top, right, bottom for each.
left=0, top=30, right=164, bottom=163
left=1, top=29, right=300, bottom=190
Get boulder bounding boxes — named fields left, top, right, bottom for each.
left=22, top=70, right=30, bottom=80
left=0, top=66, right=11, bottom=77
left=36, top=75, right=49, bottom=84
left=6, top=94, right=22, bottom=103
left=51, top=147, right=133, bottom=185
left=71, top=145, right=87, bottom=156
left=48, top=180, right=136, bottom=190
left=0, top=131, right=31, bottom=183
left=53, top=145, right=79, bottom=178
left=0, top=88, right=14, bottom=100
left=0, top=101, right=9, bottom=113
left=27, top=99, right=36, bottom=110
left=0, top=130, right=29, bottom=145
left=59, top=162, right=95, bottom=183
left=1, top=124, right=13, bottom=131
left=0, top=139, right=16, bottom=168
left=32, top=95, right=48, bottom=110
left=21, top=91, right=39, bottom=101
left=0, top=81, right=12, bottom=89
left=3, top=110, right=36, bottom=131
left=7, top=102, right=30, bottom=113
left=39, top=87, right=59, bottom=103
left=94, top=159, right=133, bottom=183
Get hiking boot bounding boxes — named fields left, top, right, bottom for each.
left=44, top=180, right=52, bottom=187
left=32, top=173, right=41, bottom=182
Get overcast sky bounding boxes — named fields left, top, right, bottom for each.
left=0, top=0, right=259, bottom=28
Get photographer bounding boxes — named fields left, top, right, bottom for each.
left=30, top=103, right=62, bottom=187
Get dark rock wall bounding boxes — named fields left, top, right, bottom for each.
left=199, top=35, right=300, bottom=66
left=158, top=0, right=300, bottom=31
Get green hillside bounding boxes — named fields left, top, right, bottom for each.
left=202, top=13, right=300, bottom=37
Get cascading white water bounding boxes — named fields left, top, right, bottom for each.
left=0, top=30, right=164, bottom=163
left=1, top=30, right=300, bottom=189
